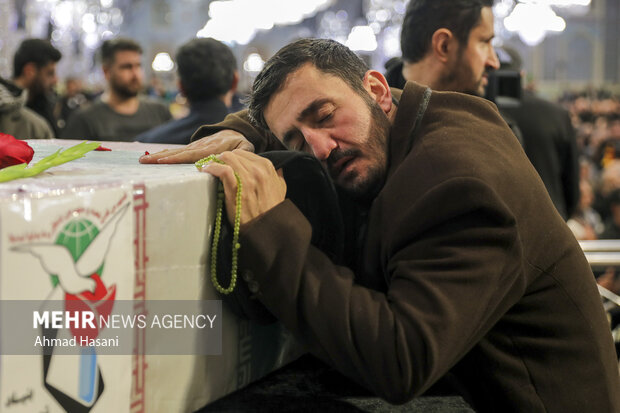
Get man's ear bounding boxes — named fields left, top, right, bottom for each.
left=230, top=70, right=239, bottom=93
left=362, top=70, right=392, bottom=114
left=22, top=62, right=37, bottom=82
left=102, top=64, right=111, bottom=81
left=431, top=28, right=457, bottom=63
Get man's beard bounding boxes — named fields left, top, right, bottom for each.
left=440, top=50, right=484, bottom=97
left=326, top=99, right=390, bottom=202
left=111, top=79, right=140, bottom=99
left=30, top=75, right=48, bottom=99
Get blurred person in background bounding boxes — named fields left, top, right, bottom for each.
left=389, top=0, right=524, bottom=145
left=593, top=160, right=620, bottom=223
left=498, top=47, right=580, bottom=221
left=12, top=38, right=62, bottom=136
left=55, top=76, right=93, bottom=134
left=0, top=76, right=53, bottom=139
left=62, top=38, right=171, bottom=141
left=136, top=37, right=237, bottom=145
left=567, top=179, right=603, bottom=240
left=397, top=0, right=499, bottom=96
left=600, top=188, right=620, bottom=239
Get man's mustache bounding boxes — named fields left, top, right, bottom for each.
left=326, top=148, right=361, bottom=171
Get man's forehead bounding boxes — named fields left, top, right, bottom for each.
left=113, top=50, right=142, bottom=64
left=267, top=64, right=353, bottom=112
left=476, top=7, right=495, bottom=30
left=265, top=65, right=324, bottom=125
left=40, top=62, right=56, bottom=73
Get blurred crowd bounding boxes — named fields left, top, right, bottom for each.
left=0, top=37, right=241, bottom=145
left=559, top=89, right=620, bottom=241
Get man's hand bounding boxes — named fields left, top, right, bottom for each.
left=139, top=130, right=254, bottom=164
left=199, top=150, right=287, bottom=227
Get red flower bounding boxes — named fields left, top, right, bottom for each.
left=0, top=133, right=34, bottom=169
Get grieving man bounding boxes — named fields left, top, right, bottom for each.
left=141, top=39, right=620, bottom=412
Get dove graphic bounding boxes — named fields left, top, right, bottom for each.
left=13, top=203, right=130, bottom=295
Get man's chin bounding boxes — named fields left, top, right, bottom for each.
left=336, top=173, right=384, bottom=202
left=116, top=89, right=140, bottom=99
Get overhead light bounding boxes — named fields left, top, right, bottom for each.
left=243, top=53, right=265, bottom=73
left=504, top=3, right=566, bottom=46
left=345, top=25, right=377, bottom=52
left=152, top=52, right=174, bottom=72
left=196, top=0, right=334, bottom=45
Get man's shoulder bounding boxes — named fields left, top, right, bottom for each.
left=393, top=83, right=526, bottom=184
left=397, top=82, right=506, bottom=148
left=137, top=96, right=171, bottom=122
left=138, top=96, right=169, bottom=110
left=4, top=106, right=54, bottom=139
left=20, top=106, right=53, bottom=128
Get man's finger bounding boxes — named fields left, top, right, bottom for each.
left=139, top=148, right=176, bottom=164
left=200, top=162, right=239, bottom=222
left=234, top=140, right=255, bottom=152
left=157, top=148, right=218, bottom=164
left=231, top=149, right=279, bottom=177
left=218, top=151, right=253, bottom=179
left=230, top=148, right=265, bottom=161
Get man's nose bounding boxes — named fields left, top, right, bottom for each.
left=301, top=127, right=337, bottom=160
left=487, top=48, right=500, bottom=70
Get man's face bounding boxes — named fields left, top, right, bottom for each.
left=264, top=64, right=391, bottom=200
left=105, top=50, right=143, bottom=98
left=31, top=62, right=58, bottom=96
left=442, top=7, right=499, bottom=96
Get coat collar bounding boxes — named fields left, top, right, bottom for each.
left=387, top=81, right=432, bottom=178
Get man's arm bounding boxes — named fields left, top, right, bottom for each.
left=139, top=110, right=285, bottom=164
left=207, top=152, right=523, bottom=403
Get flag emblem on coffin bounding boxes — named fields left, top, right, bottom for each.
left=13, top=204, right=129, bottom=412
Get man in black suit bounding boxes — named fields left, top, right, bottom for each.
left=499, top=47, right=580, bottom=220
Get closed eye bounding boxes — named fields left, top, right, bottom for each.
left=318, top=112, right=333, bottom=124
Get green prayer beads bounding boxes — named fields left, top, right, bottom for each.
left=196, top=155, right=242, bottom=295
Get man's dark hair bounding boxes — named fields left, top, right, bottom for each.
left=401, top=0, right=494, bottom=64
left=248, top=38, right=369, bottom=130
left=13, top=38, right=62, bottom=78
left=100, top=37, right=142, bottom=66
left=176, top=38, right=237, bottom=103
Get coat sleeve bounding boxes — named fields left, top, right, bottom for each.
left=236, top=176, right=525, bottom=404
left=190, top=109, right=286, bottom=152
